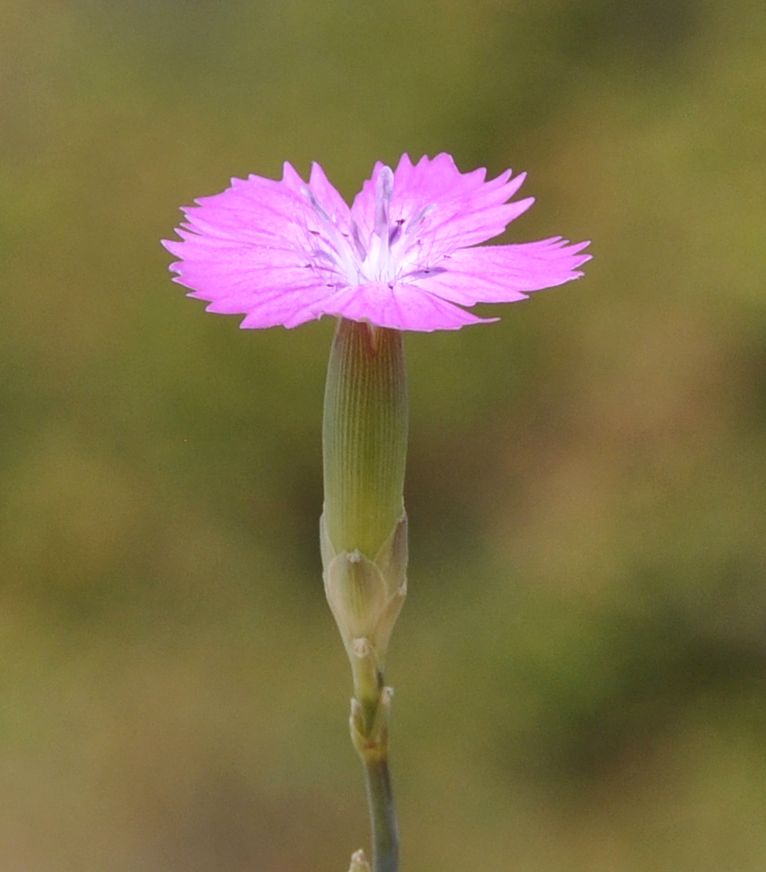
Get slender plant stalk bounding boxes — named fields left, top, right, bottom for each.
left=350, top=647, right=399, bottom=872
left=361, top=733, right=398, bottom=872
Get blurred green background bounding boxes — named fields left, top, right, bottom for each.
left=3, top=0, right=765, bottom=869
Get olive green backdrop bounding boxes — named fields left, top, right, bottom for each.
left=2, top=1, right=765, bottom=869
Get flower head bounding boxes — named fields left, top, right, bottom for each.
left=163, top=153, right=590, bottom=332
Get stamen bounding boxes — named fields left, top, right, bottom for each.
left=351, top=221, right=367, bottom=261
left=371, top=166, right=395, bottom=279
left=388, top=218, right=405, bottom=246
left=374, top=166, right=394, bottom=241
left=300, top=185, right=360, bottom=284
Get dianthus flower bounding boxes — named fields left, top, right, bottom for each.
left=163, top=153, right=590, bottom=332
left=162, top=152, right=591, bottom=872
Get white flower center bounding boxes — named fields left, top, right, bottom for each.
left=302, top=166, right=437, bottom=289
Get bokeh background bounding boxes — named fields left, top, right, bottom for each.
left=3, top=0, right=766, bottom=869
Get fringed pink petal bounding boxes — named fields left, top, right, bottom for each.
left=416, top=237, right=592, bottom=306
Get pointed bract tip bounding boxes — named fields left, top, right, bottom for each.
left=348, top=849, right=371, bottom=872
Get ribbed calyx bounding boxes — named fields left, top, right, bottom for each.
left=321, top=318, right=408, bottom=669
left=322, top=319, right=407, bottom=558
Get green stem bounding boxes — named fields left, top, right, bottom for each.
left=349, top=643, right=399, bottom=872
left=362, top=753, right=399, bottom=872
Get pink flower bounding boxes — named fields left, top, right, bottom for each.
left=163, top=153, right=590, bottom=333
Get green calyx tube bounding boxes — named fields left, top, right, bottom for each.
left=322, top=318, right=408, bottom=559
left=321, top=318, right=408, bottom=668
